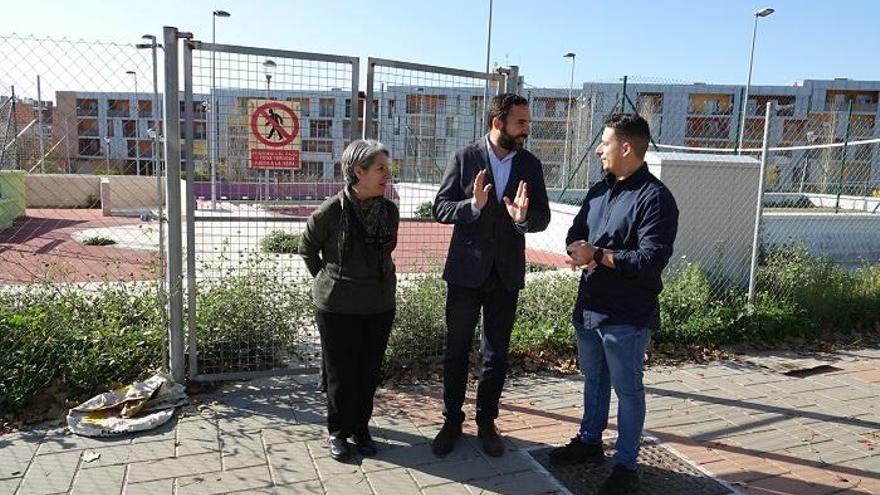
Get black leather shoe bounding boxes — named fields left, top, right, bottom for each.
left=597, top=464, right=640, bottom=495
left=353, top=432, right=378, bottom=457
left=431, top=422, right=462, bottom=457
left=548, top=436, right=605, bottom=465
left=327, top=435, right=351, bottom=461
left=477, top=422, right=504, bottom=457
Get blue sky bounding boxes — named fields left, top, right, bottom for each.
left=3, top=0, right=879, bottom=88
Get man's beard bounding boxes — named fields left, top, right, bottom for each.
left=498, top=127, right=526, bottom=151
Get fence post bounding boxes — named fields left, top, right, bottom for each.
left=747, top=100, right=774, bottom=307
left=182, top=37, right=199, bottom=380
left=834, top=99, right=854, bottom=213
left=162, top=26, right=186, bottom=384
left=364, top=59, right=374, bottom=140
left=506, top=65, right=520, bottom=94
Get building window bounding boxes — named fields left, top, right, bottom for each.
left=319, top=98, right=335, bottom=118
left=300, top=160, right=324, bottom=179
left=76, top=99, right=99, bottom=117
left=302, top=139, right=333, bottom=153
left=292, top=98, right=310, bottom=117
left=446, top=116, right=456, bottom=137
left=406, top=94, right=445, bottom=114
left=108, top=99, right=131, bottom=118
left=123, top=120, right=138, bottom=138
left=310, top=119, right=332, bottom=138
left=194, top=122, right=207, bottom=140
left=106, top=119, right=115, bottom=137
left=78, top=138, right=102, bottom=156
left=138, top=100, right=152, bottom=118
left=77, top=119, right=99, bottom=137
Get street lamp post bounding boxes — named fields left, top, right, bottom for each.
left=210, top=10, right=230, bottom=209
left=103, top=136, right=111, bottom=174
left=126, top=70, right=140, bottom=175
left=263, top=59, right=276, bottom=201
left=737, top=7, right=775, bottom=154
left=562, top=52, right=576, bottom=188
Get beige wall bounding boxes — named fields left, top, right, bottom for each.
left=647, top=152, right=761, bottom=286
left=26, top=174, right=100, bottom=208
left=25, top=174, right=169, bottom=213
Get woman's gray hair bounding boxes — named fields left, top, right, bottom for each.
left=341, top=139, right=389, bottom=185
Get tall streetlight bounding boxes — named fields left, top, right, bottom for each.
left=125, top=70, right=141, bottom=175
left=263, top=59, right=276, bottom=200
left=737, top=7, right=775, bottom=153
left=136, top=35, right=161, bottom=179
left=136, top=35, right=165, bottom=300
left=210, top=10, right=230, bottom=209
left=562, top=52, right=576, bottom=188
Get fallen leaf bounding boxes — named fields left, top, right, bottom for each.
left=81, top=451, right=101, bottom=463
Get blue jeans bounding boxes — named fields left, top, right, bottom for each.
left=575, top=317, right=651, bottom=470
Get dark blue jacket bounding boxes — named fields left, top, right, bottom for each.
left=566, top=164, right=678, bottom=329
left=433, top=139, right=551, bottom=291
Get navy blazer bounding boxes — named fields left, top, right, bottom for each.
left=433, top=138, right=551, bottom=291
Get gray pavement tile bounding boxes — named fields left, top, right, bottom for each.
left=785, top=441, right=870, bottom=466
left=70, top=464, right=125, bottom=495
left=266, top=441, right=319, bottom=485
left=409, top=457, right=496, bottom=488
left=421, top=482, right=472, bottom=495
left=272, top=479, right=324, bottom=494
left=17, top=450, right=80, bottom=495
left=126, top=452, right=221, bottom=484
left=0, top=478, right=22, bottom=495
left=124, top=477, right=174, bottom=495
left=79, top=438, right=175, bottom=469
left=322, top=472, right=374, bottom=495
left=359, top=443, right=438, bottom=473
left=38, top=429, right=132, bottom=455
left=175, top=465, right=274, bottom=495
left=365, top=468, right=421, bottom=494
left=262, top=424, right=325, bottom=445
left=463, top=470, right=562, bottom=495
left=131, top=419, right=178, bottom=444
left=0, top=430, right=42, bottom=479
left=313, top=454, right=362, bottom=479
left=222, top=430, right=267, bottom=470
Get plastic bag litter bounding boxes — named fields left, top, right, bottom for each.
left=67, top=374, right=187, bottom=437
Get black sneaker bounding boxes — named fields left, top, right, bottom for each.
left=327, top=435, right=351, bottom=462
left=431, top=422, right=462, bottom=457
left=597, top=464, right=640, bottom=495
left=548, top=436, right=605, bottom=465
left=353, top=432, right=378, bottom=457
left=477, top=422, right=505, bottom=457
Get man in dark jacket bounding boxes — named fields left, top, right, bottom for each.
left=550, top=113, right=678, bottom=495
left=431, top=93, right=550, bottom=458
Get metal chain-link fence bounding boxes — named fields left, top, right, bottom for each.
left=0, top=33, right=167, bottom=414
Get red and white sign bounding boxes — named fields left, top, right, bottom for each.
left=247, top=99, right=301, bottom=170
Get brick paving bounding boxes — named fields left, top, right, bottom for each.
left=1, top=348, right=878, bottom=494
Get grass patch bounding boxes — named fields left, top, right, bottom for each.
left=81, top=235, right=116, bottom=246
left=260, top=230, right=301, bottom=254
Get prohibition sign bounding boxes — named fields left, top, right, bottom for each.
left=250, top=101, right=300, bottom=146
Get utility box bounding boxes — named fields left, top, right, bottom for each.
left=645, top=151, right=760, bottom=286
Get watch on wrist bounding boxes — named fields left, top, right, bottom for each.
left=593, top=247, right=605, bottom=266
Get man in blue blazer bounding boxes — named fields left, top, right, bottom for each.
left=431, top=93, right=550, bottom=457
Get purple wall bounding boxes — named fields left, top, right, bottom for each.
left=191, top=181, right=399, bottom=201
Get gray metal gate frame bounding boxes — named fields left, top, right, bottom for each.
left=164, top=29, right=521, bottom=382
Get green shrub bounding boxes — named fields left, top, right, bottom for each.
left=195, top=273, right=311, bottom=374
left=413, top=201, right=433, bottom=219
left=84, top=194, right=101, bottom=209
left=0, top=285, right=165, bottom=415
left=510, top=273, right=579, bottom=357
left=261, top=230, right=301, bottom=254
left=386, top=274, right=447, bottom=370
left=82, top=235, right=116, bottom=246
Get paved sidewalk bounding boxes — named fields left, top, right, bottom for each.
left=1, top=348, right=878, bottom=494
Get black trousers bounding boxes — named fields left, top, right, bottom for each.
left=442, top=269, right=519, bottom=425
left=316, top=308, right=394, bottom=438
